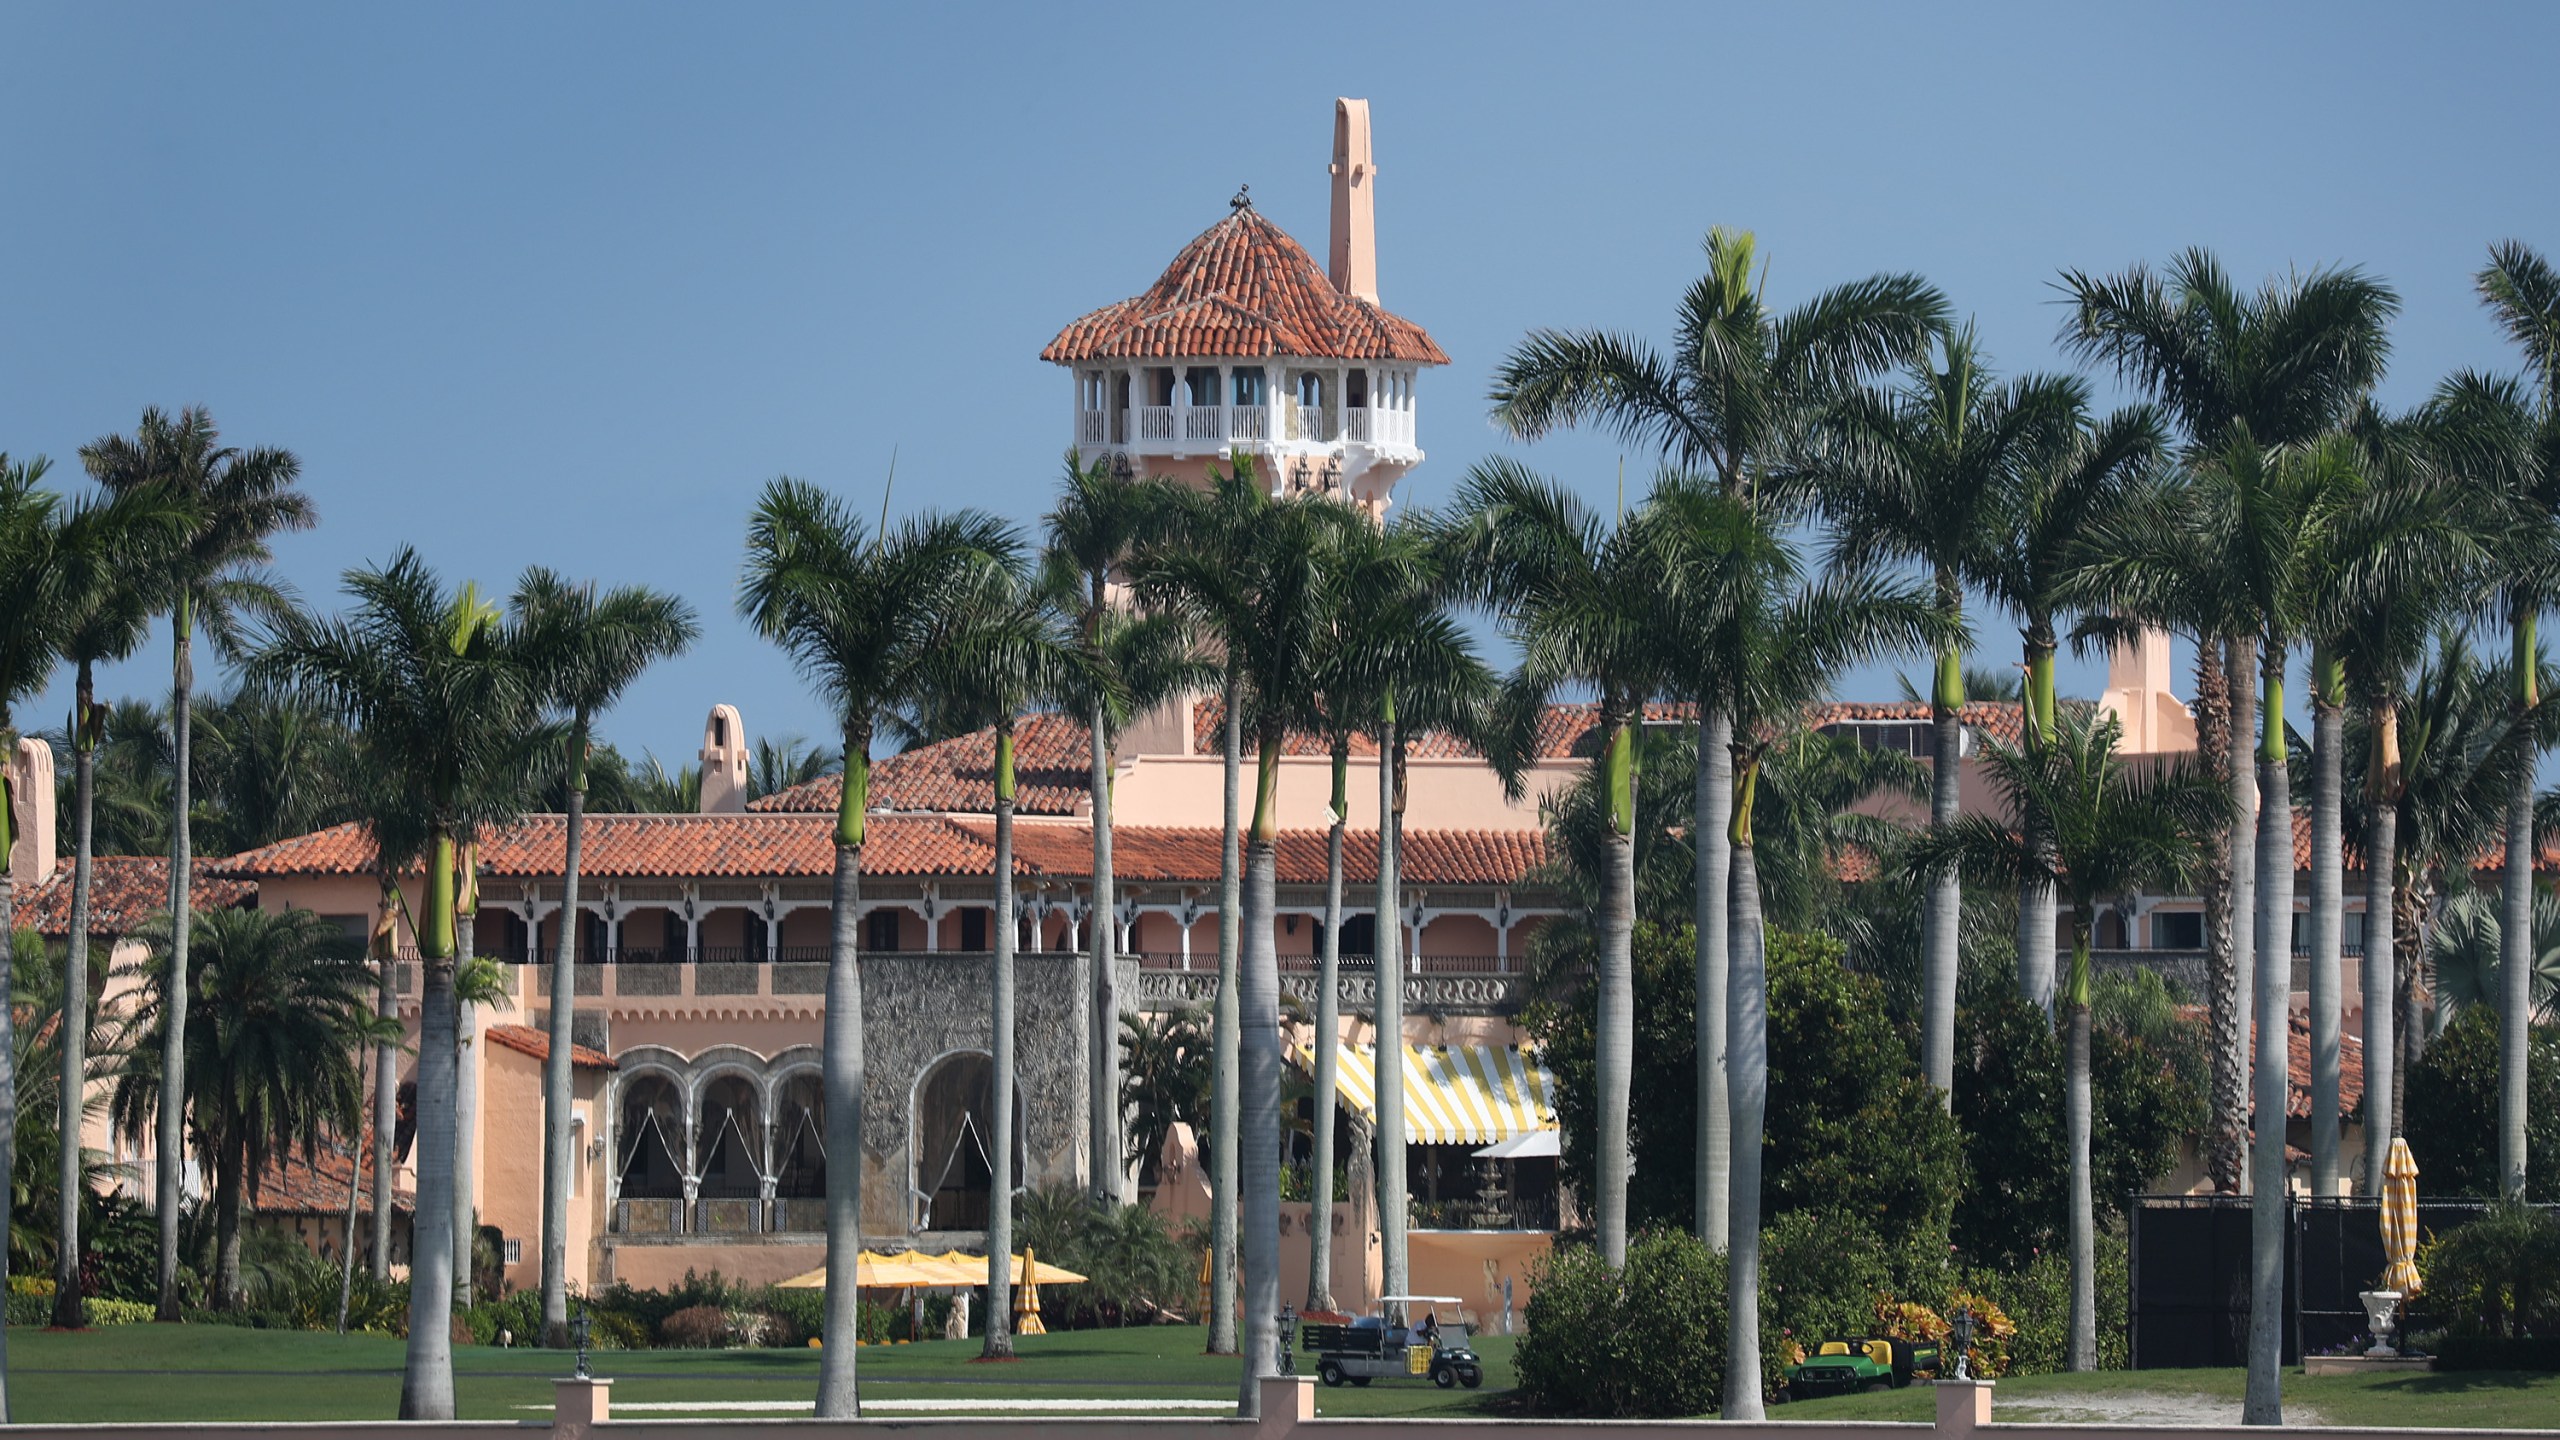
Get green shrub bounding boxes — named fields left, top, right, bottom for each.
left=85, top=1297, right=156, bottom=1326
left=2404, top=1009, right=2560, bottom=1199
left=1517, top=1230, right=1738, bottom=1417
left=6, top=1292, right=48, bottom=1326
left=756, top=1286, right=825, bottom=1345
left=1962, top=1229, right=2130, bottom=1373
left=2433, top=1335, right=2560, bottom=1371
left=462, top=1288, right=546, bottom=1346
left=2419, top=1203, right=2560, bottom=1340
left=586, top=1308, right=647, bottom=1351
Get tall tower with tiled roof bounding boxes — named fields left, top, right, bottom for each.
left=1043, top=99, right=1445, bottom=513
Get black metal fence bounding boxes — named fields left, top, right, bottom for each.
left=2128, top=1194, right=2531, bottom=1367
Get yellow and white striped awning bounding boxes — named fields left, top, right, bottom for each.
left=1295, top=1042, right=1557, bottom=1146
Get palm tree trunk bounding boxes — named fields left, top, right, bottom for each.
left=2308, top=665, right=2345, bottom=1199
left=1722, top=765, right=1768, bottom=1421
left=371, top=880, right=399, bottom=1283
left=2361, top=711, right=2399, bottom=1198
left=2243, top=638, right=2289, bottom=1428
left=1694, top=708, right=1731, bottom=1250
left=2194, top=637, right=2245, bottom=1193
left=1088, top=703, right=1120, bottom=1205
left=1208, top=676, right=1241, bottom=1355
left=2019, top=631, right=2059, bottom=1015
left=2501, top=764, right=2534, bottom=1199
left=1236, top=734, right=1284, bottom=1414
left=400, top=836, right=460, bottom=1420
left=0, top=800, right=19, bottom=1420
left=1308, top=740, right=1347, bottom=1310
left=213, top=1126, right=245, bottom=1308
left=983, top=729, right=1018, bottom=1361
left=338, top=1043, right=366, bottom=1333
left=814, top=742, right=871, bottom=1418
left=2228, top=634, right=2260, bottom=1185
left=1375, top=702, right=1408, bottom=1298
left=54, top=684, right=97, bottom=1330
left=1922, top=637, right=1964, bottom=1102
left=541, top=765, right=586, bottom=1346
left=1595, top=717, right=1636, bottom=1266
left=2065, top=919, right=2096, bottom=1372
left=157, top=604, right=194, bottom=1321
left=452, top=906, right=479, bottom=1309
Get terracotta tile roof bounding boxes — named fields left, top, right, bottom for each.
left=2285, top=1009, right=2365, bottom=1121
left=216, top=814, right=1003, bottom=881
left=1041, top=207, right=1448, bottom=365
left=11, top=857, right=255, bottom=938
left=485, top=1023, right=616, bottom=1070
left=752, top=712, right=1094, bottom=817
left=248, top=1130, right=411, bottom=1216
left=983, top=821, right=1544, bottom=888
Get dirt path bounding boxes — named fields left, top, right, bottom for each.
left=2003, top=1392, right=2327, bottom=1427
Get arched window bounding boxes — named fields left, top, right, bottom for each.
left=773, top=1073, right=826, bottom=1200
left=617, top=1075, right=684, bottom=1199
left=695, top=1074, right=765, bottom=1199
left=912, top=1052, right=1023, bottom=1232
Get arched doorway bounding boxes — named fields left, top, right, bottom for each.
left=695, top=1074, right=764, bottom=1199
left=773, top=1073, right=825, bottom=1200
left=912, top=1052, right=1022, bottom=1232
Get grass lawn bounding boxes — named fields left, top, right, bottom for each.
left=1781, top=1365, right=2560, bottom=1430
left=0, top=1323, right=1513, bottom=1423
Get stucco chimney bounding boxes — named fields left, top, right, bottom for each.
left=8, top=737, right=54, bottom=889
left=1328, top=98, right=1378, bottom=303
left=698, top=703, right=750, bottom=813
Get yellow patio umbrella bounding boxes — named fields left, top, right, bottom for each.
left=776, top=1251, right=947, bottom=1290
left=1015, top=1245, right=1048, bottom=1337
left=927, top=1249, right=1088, bottom=1286
left=2380, top=1137, right=2422, bottom=1295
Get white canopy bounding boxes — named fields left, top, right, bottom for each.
left=1472, top=1130, right=1560, bottom=1160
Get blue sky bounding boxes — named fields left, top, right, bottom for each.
left=4, top=3, right=2556, bottom=764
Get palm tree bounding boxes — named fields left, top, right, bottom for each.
left=110, top=907, right=383, bottom=1307
left=254, top=549, right=551, bottom=1420
left=1130, top=466, right=1268, bottom=1355
left=2466, top=241, right=2560, bottom=1201
left=1305, top=513, right=1487, bottom=1306
left=749, top=735, right=841, bottom=802
left=1441, top=459, right=1675, bottom=1270
left=49, top=498, right=163, bottom=1330
left=2433, top=887, right=2560, bottom=1022
left=738, top=479, right=1014, bottom=1418
left=1041, top=458, right=1187, bottom=1205
left=1703, top=514, right=1945, bottom=1419
left=2063, top=252, right=2398, bottom=1225
left=80, top=405, right=312, bottom=1318
left=191, top=688, right=356, bottom=855
left=1924, top=714, right=2216, bottom=1369
left=1490, top=225, right=1943, bottom=1248
left=1805, top=326, right=2082, bottom=1098
left=1136, top=481, right=1348, bottom=1408
left=510, top=569, right=697, bottom=1346
left=914, top=556, right=1076, bottom=1361
left=1973, top=400, right=2167, bottom=1013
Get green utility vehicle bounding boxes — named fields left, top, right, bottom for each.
left=1781, top=1336, right=1938, bottom=1401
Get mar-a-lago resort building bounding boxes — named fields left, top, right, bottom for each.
left=4, top=99, right=2383, bottom=1330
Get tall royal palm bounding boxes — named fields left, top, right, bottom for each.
left=916, top=556, right=1075, bottom=1361
left=80, top=405, right=313, bottom=1318
left=1973, top=399, right=2165, bottom=1013
left=1040, top=458, right=1184, bottom=1204
left=1927, top=715, right=2214, bottom=1370
left=1701, top=513, right=1945, bottom=1419
left=1441, top=459, right=1671, bottom=1269
left=0, top=457, right=182, bottom=1410
left=1131, top=466, right=1266, bottom=1354
left=511, top=569, right=698, bottom=1347
left=1490, top=225, right=1943, bottom=1244
left=2466, top=241, right=2560, bottom=1200
left=2082, top=432, right=2385, bottom=1429
left=255, top=550, right=550, bottom=1419
left=1310, top=513, right=1489, bottom=1303
left=2064, top=255, right=2396, bottom=1234
left=50, top=496, right=167, bottom=1330
left=739, top=480, right=1013, bottom=1417
left=1138, top=483, right=1347, bottom=1408
left=1805, top=326, right=2081, bottom=1095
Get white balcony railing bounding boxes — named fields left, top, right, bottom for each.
left=1183, top=405, right=1226, bottom=442
left=1077, top=411, right=1106, bottom=444
left=1136, top=405, right=1175, bottom=441
left=1342, top=407, right=1370, bottom=443
left=1230, top=406, right=1270, bottom=441
left=1288, top=403, right=1334, bottom=442
left=1103, top=402, right=1383, bottom=451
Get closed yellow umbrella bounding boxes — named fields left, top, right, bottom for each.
left=2380, top=1137, right=2422, bottom=1295
left=1015, top=1245, right=1048, bottom=1336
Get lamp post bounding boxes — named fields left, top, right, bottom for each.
left=572, top=1302, right=592, bottom=1380
left=1948, top=1305, right=1977, bottom=1381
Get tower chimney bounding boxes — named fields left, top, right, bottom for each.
left=1328, top=98, right=1378, bottom=303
